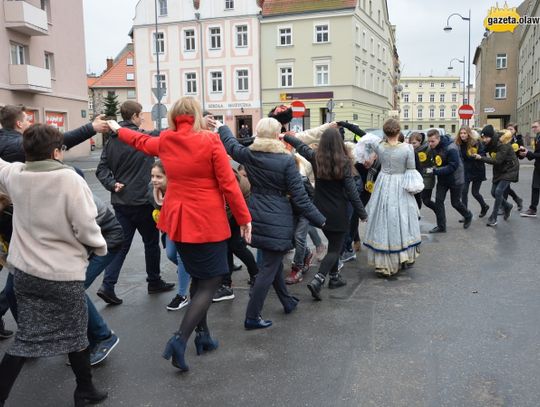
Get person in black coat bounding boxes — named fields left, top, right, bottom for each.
left=474, top=126, right=519, bottom=226
left=504, top=123, right=524, bottom=210
left=455, top=126, right=490, bottom=218
left=284, top=128, right=367, bottom=301
left=409, top=132, right=436, bottom=212
left=216, top=117, right=325, bottom=329
left=518, top=120, right=540, bottom=217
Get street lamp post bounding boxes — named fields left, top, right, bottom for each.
left=448, top=57, right=466, bottom=126
left=444, top=10, right=471, bottom=106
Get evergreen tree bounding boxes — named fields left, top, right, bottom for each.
left=103, top=92, right=119, bottom=118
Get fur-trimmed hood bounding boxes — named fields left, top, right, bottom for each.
left=249, top=137, right=291, bottom=154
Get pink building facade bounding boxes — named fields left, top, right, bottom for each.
left=132, top=0, right=262, bottom=135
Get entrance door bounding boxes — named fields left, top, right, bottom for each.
left=235, top=115, right=253, bottom=137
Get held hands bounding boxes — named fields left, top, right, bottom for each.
left=107, top=120, right=121, bottom=133
left=329, top=121, right=338, bottom=128
left=424, top=167, right=434, bottom=174
left=473, top=154, right=482, bottom=160
left=92, top=114, right=110, bottom=133
left=240, top=222, right=252, bottom=244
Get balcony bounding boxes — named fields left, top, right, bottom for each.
left=9, top=64, right=52, bottom=93
left=4, top=0, right=48, bottom=36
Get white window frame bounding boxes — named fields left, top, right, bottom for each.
left=158, top=0, right=167, bottom=16
left=278, top=26, right=293, bottom=47
left=496, top=53, right=507, bottom=69
left=403, top=108, right=409, bottom=119
left=279, top=65, right=293, bottom=88
left=417, top=108, right=423, bottom=119
left=314, top=23, right=329, bottom=43
left=209, top=27, right=222, bottom=50
left=439, top=107, right=445, bottom=118
left=430, top=82, right=434, bottom=88
left=154, top=74, right=167, bottom=96
left=10, top=43, right=26, bottom=65
left=451, top=107, right=457, bottom=118
left=235, top=25, right=248, bottom=48
left=184, top=29, right=196, bottom=52
left=44, top=52, right=54, bottom=76
left=153, top=32, right=165, bottom=55
left=126, top=57, right=134, bottom=66
left=429, top=108, right=435, bottom=119
left=210, top=71, right=223, bottom=93
left=403, top=93, right=409, bottom=102
left=236, top=69, right=249, bottom=92
left=185, top=72, right=197, bottom=95
left=225, top=0, right=234, bottom=9
left=452, top=93, right=457, bottom=102
left=495, top=84, right=507, bottom=99
left=314, top=63, right=329, bottom=86
left=440, top=82, right=445, bottom=88
left=439, top=94, right=445, bottom=102
left=429, top=94, right=435, bottom=102
left=126, top=73, right=135, bottom=81
left=127, top=89, right=136, bottom=99
left=452, top=82, right=457, bottom=88
left=417, top=94, right=423, bottom=102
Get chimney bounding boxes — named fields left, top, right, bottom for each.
left=106, top=58, right=113, bottom=71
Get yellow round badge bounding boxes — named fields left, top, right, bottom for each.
left=435, top=155, right=442, bottom=167
left=468, top=147, right=478, bottom=156
left=365, top=181, right=374, bottom=193
left=490, top=152, right=497, bottom=159
left=418, top=152, right=427, bottom=162
left=152, top=209, right=160, bottom=224
left=512, top=143, right=519, bottom=152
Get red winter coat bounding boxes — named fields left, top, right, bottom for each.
left=117, top=115, right=251, bottom=243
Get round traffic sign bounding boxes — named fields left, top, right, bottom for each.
left=458, top=104, right=474, bottom=120
left=290, top=100, right=306, bottom=118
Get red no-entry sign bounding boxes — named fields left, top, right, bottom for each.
left=290, top=100, right=306, bottom=118
left=458, top=104, right=474, bottom=120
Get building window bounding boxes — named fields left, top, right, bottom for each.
left=451, top=108, right=456, bottom=118
left=439, top=94, right=445, bottom=102
left=126, top=73, right=135, bottom=81
left=236, top=25, right=248, bottom=47
left=278, top=27, right=292, bottom=46
left=417, top=94, right=423, bottom=102
left=417, top=108, right=423, bottom=119
left=127, top=90, right=136, bottom=99
left=452, top=82, right=457, bottom=88
left=236, top=69, right=249, bottom=92
left=452, top=93, right=457, bottom=102
left=440, top=82, right=445, bottom=88
left=108, top=91, right=115, bottom=97
left=362, top=31, right=366, bottom=49
left=403, top=108, right=409, bottom=118
left=382, top=47, right=386, bottom=63
left=154, top=74, right=167, bottom=96
left=126, top=57, right=134, bottom=66
left=315, top=64, right=329, bottom=86
left=153, top=32, right=165, bottom=54
left=429, top=94, right=435, bottom=102
left=439, top=107, right=445, bottom=118
left=280, top=66, right=293, bottom=87
left=430, top=82, right=434, bottom=88
left=44, top=52, right=54, bottom=76
left=403, top=93, right=409, bottom=102
left=184, top=29, right=196, bottom=51
left=370, top=38, right=374, bottom=55
left=314, top=24, right=329, bottom=43
left=225, top=0, right=234, bottom=9
left=377, top=43, right=381, bottom=60
left=378, top=10, right=381, bottom=25
left=186, top=72, right=197, bottom=94
left=10, top=43, right=26, bottom=65
left=404, top=83, right=408, bottom=88
left=158, top=0, right=167, bottom=16
left=419, top=82, right=423, bottom=88
left=495, top=84, right=507, bottom=99
left=211, top=71, right=223, bottom=92
left=429, top=108, right=435, bottom=118
left=209, top=27, right=221, bottom=50
left=496, top=53, right=507, bottom=69
left=355, top=26, right=359, bottom=45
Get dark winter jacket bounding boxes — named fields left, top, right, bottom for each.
left=414, top=142, right=435, bottom=189
left=94, top=194, right=124, bottom=250
left=458, top=141, right=486, bottom=183
left=337, top=121, right=366, bottom=143
left=218, top=126, right=325, bottom=252
left=0, top=123, right=97, bottom=163
left=96, top=121, right=160, bottom=206
left=431, top=135, right=465, bottom=186
left=284, top=134, right=367, bottom=232
left=511, top=134, right=524, bottom=157
left=525, top=133, right=540, bottom=188
left=481, top=134, right=520, bottom=183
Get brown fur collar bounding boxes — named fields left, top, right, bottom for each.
left=249, top=137, right=290, bottom=154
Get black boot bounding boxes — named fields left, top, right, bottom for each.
left=328, top=273, right=347, bottom=289
left=69, top=348, right=108, bottom=407
left=307, top=273, right=325, bottom=301
left=0, top=354, right=26, bottom=405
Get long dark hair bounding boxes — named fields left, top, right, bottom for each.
left=315, top=128, right=350, bottom=180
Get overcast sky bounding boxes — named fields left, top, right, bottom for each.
left=84, top=0, right=516, bottom=82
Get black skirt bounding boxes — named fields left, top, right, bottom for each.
left=175, top=240, right=228, bottom=279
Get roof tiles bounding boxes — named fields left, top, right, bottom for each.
left=262, top=0, right=357, bottom=16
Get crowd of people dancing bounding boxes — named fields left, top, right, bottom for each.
left=0, top=98, right=538, bottom=406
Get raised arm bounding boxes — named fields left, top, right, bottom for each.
left=63, top=114, right=109, bottom=150
left=337, top=121, right=366, bottom=138
left=217, top=125, right=254, bottom=164
left=283, top=134, right=315, bottom=163
left=295, top=122, right=333, bottom=145
left=117, top=127, right=160, bottom=157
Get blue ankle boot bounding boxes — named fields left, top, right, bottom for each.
left=194, top=331, right=219, bottom=355
left=162, top=332, right=189, bottom=371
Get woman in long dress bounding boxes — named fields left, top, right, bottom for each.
left=363, top=119, right=422, bottom=277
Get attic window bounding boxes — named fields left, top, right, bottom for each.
left=126, top=58, right=134, bottom=66
left=126, top=73, right=135, bottom=81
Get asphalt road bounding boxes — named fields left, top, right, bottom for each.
left=1, top=152, right=538, bottom=407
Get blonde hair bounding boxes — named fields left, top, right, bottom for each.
left=255, top=117, right=281, bottom=139
left=499, top=129, right=513, bottom=144
left=168, top=97, right=204, bottom=132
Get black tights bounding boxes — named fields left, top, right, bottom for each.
left=0, top=348, right=93, bottom=403
left=318, top=231, right=346, bottom=277
left=178, top=276, right=222, bottom=341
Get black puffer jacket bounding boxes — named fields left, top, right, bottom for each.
left=525, top=133, right=540, bottom=188
left=0, top=123, right=97, bottom=163
left=218, top=126, right=325, bottom=251
left=481, top=134, right=519, bottom=183
left=414, top=141, right=435, bottom=189
left=96, top=121, right=159, bottom=206
left=431, top=135, right=465, bottom=186
left=458, top=141, right=486, bottom=183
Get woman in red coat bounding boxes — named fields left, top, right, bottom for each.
left=108, top=97, right=251, bottom=372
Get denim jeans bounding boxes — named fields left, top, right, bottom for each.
left=102, top=204, right=162, bottom=291
left=489, top=180, right=512, bottom=221
left=308, top=226, right=322, bottom=247
left=293, top=216, right=310, bottom=267
left=165, top=235, right=190, bottom=297
left=87, top=294, right=111, bottom=348
left=85, top=250, right=120, bottom=289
